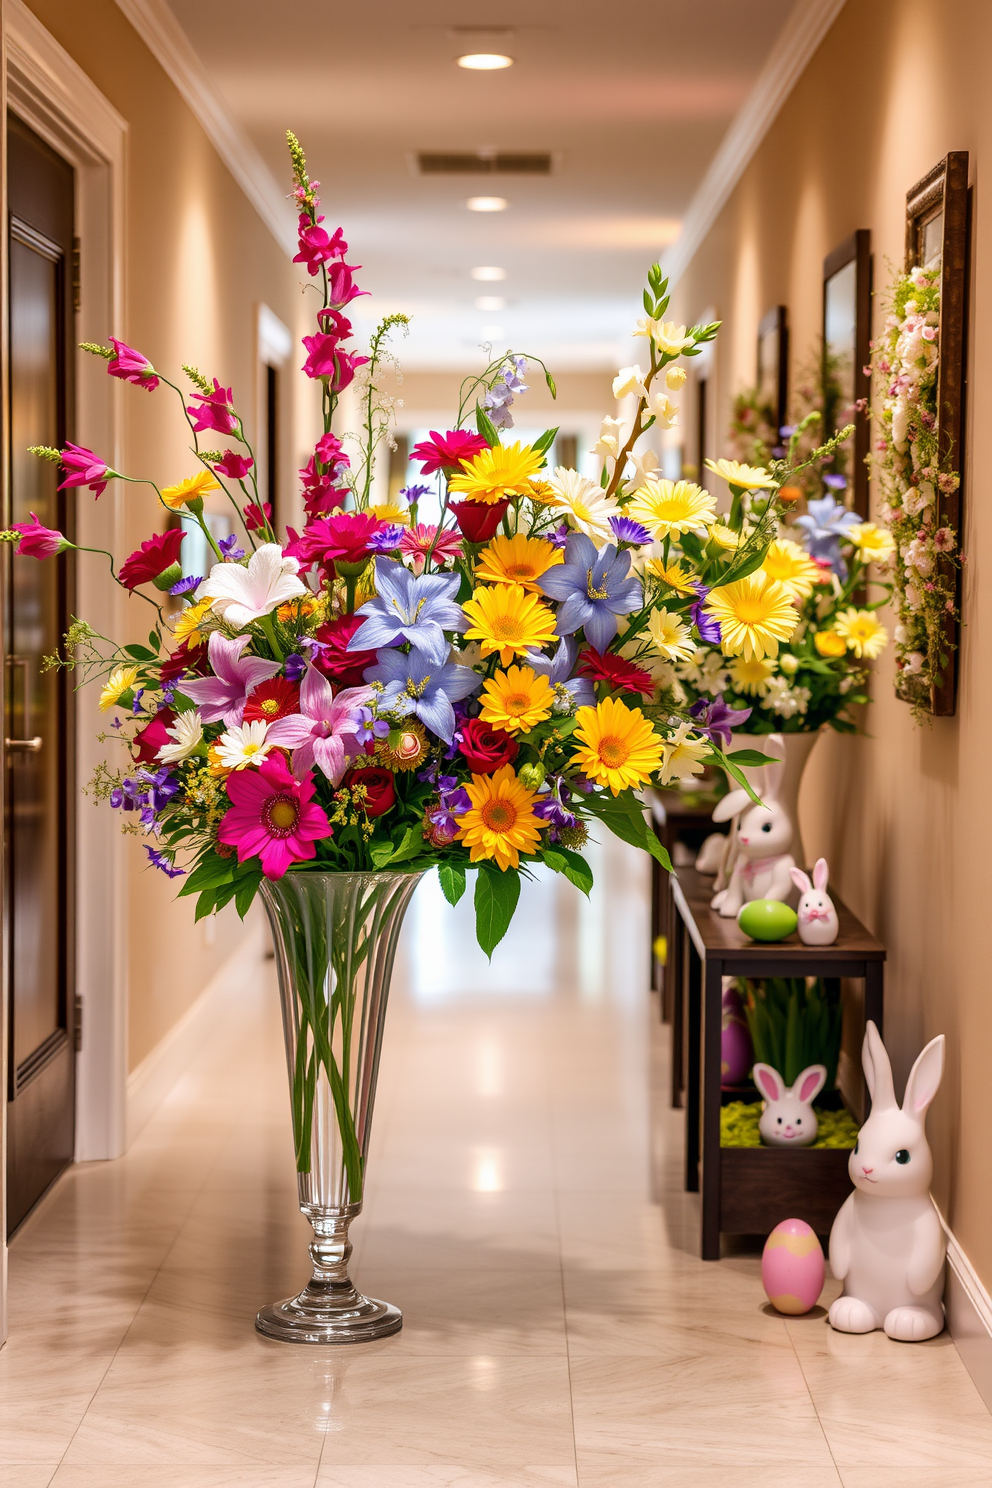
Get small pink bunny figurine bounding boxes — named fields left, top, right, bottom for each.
left=790, top=858, right=839, bottom=945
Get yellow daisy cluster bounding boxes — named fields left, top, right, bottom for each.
left=704, top=573, right=798, bottom=661
left=475, top=534, right=562, bottom=593
left=572, top=697, right=664, bottom=796
left=462, top=583, right=558, bottom=665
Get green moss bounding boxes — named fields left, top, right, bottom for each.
left=720, top=1100, right=860, bottom=1149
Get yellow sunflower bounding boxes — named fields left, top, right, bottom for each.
left=457, top=763, right=544, bottom=870
left=728, top=655, right=777, bottom=695
left=644, top=559, right=697, bottom=596
left=479, top=665, right=555, bottom=734
left=172, top=595, right=215, bottom=642
left=475, top=533, right=563, bottom=592
left=462, top=582, right=557, bottom=665
left=572, top=697, right=664, bottom=795
left=813, top=629, right=847, bottom=659
left=760, top=538, right=821, bottom=601
left=626, top=479, right=717, bottom=541
left=704, top=458, right=778, bottom=492
left=704, top=573, right=798, bottom=660
left=99, top=663, right=139, bottom=712
left=846, top=522, right=896, bottom=563
left=448, top=442, right=544, bottom=505
left=160, top=469, right=221, bottom=510
left=833, top=607, right=888, bottom=659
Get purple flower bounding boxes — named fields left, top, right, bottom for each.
left=688, top=694, right=752, bottom=750
left=170, top=574, right=203, bottom=596
left=367, top=524, right=405, bottom=552
left=218, top=534, right=245, bottom=560
left=523, top=635, right=595, bottom=711
left=609, top=515, right=652, bottom=546
left=426, top=784, right=471, bottom=840
left=534, top=776, right=578, bottom=841
left=400, top=483, right=431, bottom=505
left=145, top=844, right=185, bottom=878
left=689, top=586, right=721, bottom=644
left=538, top=532, right=643, bottom=653
left=350, top=558, right=465, bottom=665
left=547, top=523, right=571, bottom=550
left=365, top=647, right=480, bottom=744
left=180, top=631, right=282, bottom=726
left=794, top=494, right=862, bottom=576
left=483, top=356, right=528, bottom=430
left=283, top=653, right=307, bottom=683
left=823, top=473, right=847, bottom=490
left=131, top=688, right=145, bottom=715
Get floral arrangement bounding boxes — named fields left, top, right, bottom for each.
left=6, top=133, right=843, bottom=955
left=868, top=264, right=961, bottom=714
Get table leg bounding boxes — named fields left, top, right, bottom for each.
left=670, top=909, right=685, bottom=1105
left=650, top=854, right=661, bottom=991
left=700, top=958, right=724, bottom=1260
left=684, top=934, right=702, bottom=1190
left=865, top=962, right=884, bottom=1037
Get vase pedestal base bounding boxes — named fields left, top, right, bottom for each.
left=256, top=1277, right=402, bottom=1345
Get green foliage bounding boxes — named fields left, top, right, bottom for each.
left=438, top=861, right=466, bottom=906
left=740, top=977, right=843, bottom=1089
left=475, top=404, right=501, bottom=448
left=474, top=862, right=521, bottom=958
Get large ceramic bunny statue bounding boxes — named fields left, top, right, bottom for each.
left=709, top=752, right=795, bottom=919
left=828, top=1020, right=946, bottom=1341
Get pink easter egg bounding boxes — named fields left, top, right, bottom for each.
left=761, top=1218, right=825, bottom=1315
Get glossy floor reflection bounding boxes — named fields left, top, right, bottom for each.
left=3, top=838, right=992, bottom=1487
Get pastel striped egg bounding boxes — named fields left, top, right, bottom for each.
left=761, top=1218, right=825, bottom=1315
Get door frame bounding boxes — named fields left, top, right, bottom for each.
left=1, top=0, right=129, bottom=1341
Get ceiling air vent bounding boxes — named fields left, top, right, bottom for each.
left=417, top=152, right=552, bottom=176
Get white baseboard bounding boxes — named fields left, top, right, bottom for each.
left=125, top=920, right=264, bottom=1147
left=938, top=1209, right=992, bottom=1412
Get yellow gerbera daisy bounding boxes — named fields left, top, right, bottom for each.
left=475, top=533, right=563, bottom=592
left=479, top=665, right=555, bottom=734
left=462, top=582, right=557, bottom=665
left=704, top=573, right=798, bottom=660
left=813, top=629, right=847, bottom=659
left=572, top=696, right=664, bottom=796
left=728, top=656, right=777, bottom=695
left=160, top=469, right=221, bottom=510
left=99, top=663, right=139, bottom=712
left=626, top=479, right=717, bottom=541
left=659, top=721, right=709, bottom=786
left=760, top=538, right=821, bottom=601
left=448, top=442, right=544, bottom=505
left=846, top=522, right=896, bottom=563
left=369, top=502, right=411, bottom=527
left=645, top=559, right=697, bottom=596
left=457, top=763, right=544, bottom=871
left=833, top=607, right=888, bottom=659
left=708, top=523, right=748, bottom=551
left=172, top=595, right=215, bottom=642
left=524, top=479, right=558, bottom=506
left=647, top=607, right=697, bottom=663
left=704, top=458, right=778, bottom=491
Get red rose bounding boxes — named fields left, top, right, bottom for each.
left=457, top=718, right=519, bottom=774
left=314, top=613, right=378, bottom=688
left=449, top=497, right=510, bottom=543
left=132, top=708, right=175, bottom=765
left=344, top=765, right=396, bottom=817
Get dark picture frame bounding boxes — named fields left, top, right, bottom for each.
left=905, top=151, right=969, bottom=716
left=822, top=230, right=871, bottom=517
left=756, top=305, right=788, bottom=442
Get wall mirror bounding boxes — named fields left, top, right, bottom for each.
left=756, top=305, right=788, bottom=443
left=822, top=230, right=871, bottom=516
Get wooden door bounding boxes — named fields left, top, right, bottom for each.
left=5, top=114, right=76, bottom=1235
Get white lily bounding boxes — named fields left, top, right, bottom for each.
left=156, top=709, right=204, bottom=764
left=654, top=321, right=695, bottom=357
left=612, top=364, right=647, bottom=401
left=200, top=543, right=306, bottom=628
left=592, top=415, right=625, bottom=458
left=625, top=450, right=661, bottom=491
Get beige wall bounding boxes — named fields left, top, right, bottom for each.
left=24, top=0, right=311, bottom=1069
left=670, top=0, right=992, bottom=1283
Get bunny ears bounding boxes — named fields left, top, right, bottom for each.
left=862, top=1020, right=945, bottom=1118
left=791, top=857, right=830, bottom=895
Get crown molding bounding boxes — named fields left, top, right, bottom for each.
left=663, top=0, right=848, bottom=290
left=113, top=0, right=296, bottom=256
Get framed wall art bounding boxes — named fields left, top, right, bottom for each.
left=822, top=230, right=871, bottom=517
left=756, top=305, right=788, bottom=442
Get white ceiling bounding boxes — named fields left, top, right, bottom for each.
left=164, top=0, right=800, bottom=369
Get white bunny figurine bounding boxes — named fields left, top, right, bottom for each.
left=828, top=1021, right=946, bottom=1342
left=709, top=754, right=795, bottom=918
left=753, top=1063, right=827, bottom=1147
left=790, top=858, right=840, bottom=945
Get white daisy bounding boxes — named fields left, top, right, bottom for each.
left=156, top=710, right=204, bottom=764
left=548, top=467, right=619, bottom=543
left=213, top=719, right=276, bottom=771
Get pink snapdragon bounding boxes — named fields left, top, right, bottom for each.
left=314, top=431, right=350, bottom=471
left=301, top=333, right=369, bottom=388
left=325, top=262, right=369, bottom=311
left=292, top=215, right=347, bottom=277
left=108, top=338, right=159, bottom=391
left=13, top=513, right=70, bottom=559
left=218, top=752, right=330, bottom=880
left=244, top=501, right=273, bottom=532
left=180, top=631, right=282, bottom=727
left=58, top=443, right=110, bottom=498
left=213, top=451, right=254, bottom=480
left=187, top=379, right=239, bottom=436
left=298, top=456, right=348, bottom=518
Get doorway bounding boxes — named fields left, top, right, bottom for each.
left=5, top=112, right=77, bottom=1234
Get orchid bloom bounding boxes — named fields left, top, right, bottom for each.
left=180, top=632, right=282, bottom=726
left=199, top=543, right=306, bottom=628
left=285, top=668, right=374, bottom=785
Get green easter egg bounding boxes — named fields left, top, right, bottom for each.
left=738, top=899, right=798, bottom=942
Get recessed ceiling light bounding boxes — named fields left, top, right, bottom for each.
left=471, top=265, right=507, bottom=281
left=467, top=197, right=507, bottom=212
left=475, top=296, right=506, bottom=311
left=481, top=325, right=505, bottom=340
left=457, top=53, right=514, bottom=70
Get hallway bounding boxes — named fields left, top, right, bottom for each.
left=3, top=840, right=991, bottom=1486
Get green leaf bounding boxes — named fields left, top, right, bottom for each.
left=388, top=825, right=425, bottom=866
left=370, top=839, right=396, bottom=869
left=438, top=861, right=466, bottom=906
left=124, top=643, right=157, bottom=661
left=722, top=545, right=768, bottom=584
left=532, top=426, right=559, bottom=455
left=474, top=863, right=521, bottom=957
left=642, top=288, right=654, bottom=315
left=544, top=371, right=557, bottom=399
left=475, top=404, right=501, bottom=447
left=235, top=872, right=262, bottom=919
left=178, top=854, right=235, bottom=898
left=543, top=847, right=593, bottom=896
left=726, top=749, right=781, bottom=768
left=585, top=794, right=672, bottom=871
left=147, top=630, right=161, bottom=652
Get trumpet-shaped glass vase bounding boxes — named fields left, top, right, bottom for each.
left=258, top=869, right=423, bottom=1344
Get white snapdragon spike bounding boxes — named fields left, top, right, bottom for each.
left=592, top=415, right=624, bottom=458
left=200, top=542, right=306, bottom=628
left=626, top=450, right=660, bottom=490
left=665, top=365, right=687, bottom=392
left=156, top=709, right=203, bottom=764
left=653, top=321, right=695, bottom=357
left=644, top=391, right=679, bottom=428
left=548, top=467, right=619, bottom=544
left=612, top=365, right=647, bottom=400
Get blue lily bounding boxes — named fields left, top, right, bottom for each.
left=794, top=495, right=862, bottom=577
left=349, top=558, right=465, bottom=664
left=366, top=647, right=480, bottom=744
left=523, top=635, right=595, bottom=711
left=538, top=532, right=643, bottom=653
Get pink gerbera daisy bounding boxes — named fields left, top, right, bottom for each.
left=217, top=752, right=331, bottom=879
left=398, top=523, right=463, bottom=575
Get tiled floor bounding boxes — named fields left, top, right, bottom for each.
left=3, top=837, right=992, bottom=1486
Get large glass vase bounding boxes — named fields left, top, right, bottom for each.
left=258, top=869, right=423, bottom=1344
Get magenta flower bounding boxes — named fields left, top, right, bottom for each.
left=298, top=456, right=348, bottom=518
left=292, top=214, right=347, bottom=277
left=217, top=751, right=331, bottom=880
left=398, top=523, right=463, bottom=575
left=411, top=429, right=489, bottom=475
left=58, top=442, right=110, bottom=498
left=187, top=379, right=239, bottom=436
left=325, top=262, right=369, bottom=311
left=287, top=667, right=373, bottom=785
left=245, top=501, right=273, bottom=532
left=213, top=451, right=253, bottom=480
left=314, top=431, right=350, bottom=471
left=13, top=513, right=69, bottom=559
left=108, top=338, right=159, bottom=391
left=180, top=631, right=282, bottom=726
left=301, top=334, right=369, bottom=389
